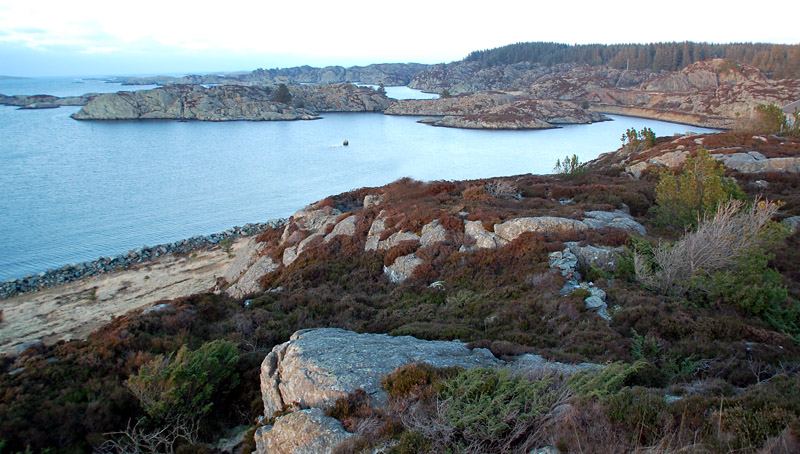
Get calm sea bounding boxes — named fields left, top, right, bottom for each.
left=0, top=78, right=716, bottom=281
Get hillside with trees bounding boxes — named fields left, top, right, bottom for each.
left=464, top=42, right=800, bottom=78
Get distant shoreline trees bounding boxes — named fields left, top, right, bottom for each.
left=464, top=42, right=800, bottom=79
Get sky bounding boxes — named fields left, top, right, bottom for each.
left=1, top=0, right=798, bottom=77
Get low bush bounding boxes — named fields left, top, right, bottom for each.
left=652, top=147, right=744, bottom=229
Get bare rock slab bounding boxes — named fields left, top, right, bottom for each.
left=254, top=408, right=355, bottom=454
left=225, top=255, right=279, bottom=299
left=260, top=328, right=501, bottom=420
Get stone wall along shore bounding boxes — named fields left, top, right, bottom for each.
left=0, top=219, right=287, bottom=300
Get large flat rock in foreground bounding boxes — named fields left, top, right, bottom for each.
left=260, top=328, right=501, bottom=420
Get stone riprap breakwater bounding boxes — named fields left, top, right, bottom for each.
left=0, top=219, right=287, bottom=299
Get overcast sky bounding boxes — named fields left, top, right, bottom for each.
left=1, top=0, right=797, bottom=77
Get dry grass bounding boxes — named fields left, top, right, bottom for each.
left=635, top=199, right=779, bottom=294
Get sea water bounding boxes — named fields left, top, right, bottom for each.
left=0, top=78, right=716, bottom=281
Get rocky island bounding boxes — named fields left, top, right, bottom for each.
left=387, top=92, right=608, bottom=129
left=70, top=83, right=390, bottom=121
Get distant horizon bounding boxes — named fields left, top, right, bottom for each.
left=2, top=39, right=799, bottom=79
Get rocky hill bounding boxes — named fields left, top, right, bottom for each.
left=588, top=59, right=800, bottom=128
left=387, top=92, right=608, bottom=129
left=116, top=63, right=429, bottom=87
left=71, top=83, right=389, bottom=121
left=408, top=61, right=659, bottom=96
left=407, top=59, right=800, bottom=129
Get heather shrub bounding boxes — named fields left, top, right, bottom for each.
left=603, top=387, right=668, bottom=446
left=382, top=362, right=459, bottom=402
left=126, top=339, right=240, bottom=423
left=653, top=147, right=744, bottom=229
left=484, top=180, right=520, bottom=199
left=433, top=367, right=570, bottom=453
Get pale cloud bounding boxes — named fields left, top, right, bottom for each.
left=0, top=0, right=797, bottom=77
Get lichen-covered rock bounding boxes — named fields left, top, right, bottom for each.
left=376, top=231, right=420, bottom=251
left=565, top=242, right=625, bottom=273
left=362, top=194, right=384, bottom=209
left=323, top=216, right=356, bottom=243
left=511, top=354, right=600, bottom=377
left=286, top=207, right=342, bottom=236
left=254, top=408, right=355, bottom=454
left=225, top=255, right=279, bottom=299
left=464, top=220, right=508, bottom=249
left=222, top=237, right=265, bottom=284
left=420, top=220, right=448, bottom=247
left=384, top=254, right=424, bottom=283
left=784, top=216, right=800, bottom=234
left=72, top=85, right=320, bottom=121
left=389, top=94, right=607, bottom=130
left=494, top=217, right=588, bottom=242
left=259, top=328, right=501, bottom=420
left=364, top=217, right=387, bottom=251
left=283, top=233, right=323, bottom=266
left=582, top=210, right=646, bottom=236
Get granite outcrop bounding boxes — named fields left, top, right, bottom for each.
left=1, top=93, right=98, bottom=109
left=71, top=83, right=389, bottom=121
left=255, top=328, right=600, bottom=454
left=1, top=220, right=285, bottom=300
left=387, top=92, right=608, bottom=129
left=115, top=63, right=429, bottom=87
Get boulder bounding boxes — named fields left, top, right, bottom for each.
left=565, top=242, right=625, bottom=273
left=714, top=154, right=800, bottom=174
left=364, top=217, right=386, bottom=251
left=420, top=220, right=448, bottom=247
left=383, top=254, right=424, bottom=283
left=494, top=217, right=588, bottom=242
left=283, top=233, right=323, bottom=267
left=376, top=231, right=420, bottom=251
left=784, top=216, right=800, bottom=234
left=225, top=255, right=279, bottom=299
left=323, top=216, right=356, bottom=243
left=254, top=408, right=355, bottom=454
left=464, top=220, right=508, bottom=249
left=511, top=354, right=599, bottom=377
left=583, top=210, right=646, bottom=236
left=259, top=328, right=501, bottom=420
left=222, top=237, right=265, bottom=284
left=288, top=207, right=342, bottom=235
left=362, top=194, right=383, bottom=209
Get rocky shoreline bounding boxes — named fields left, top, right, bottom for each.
left=0, top=219, right=286, bottom=300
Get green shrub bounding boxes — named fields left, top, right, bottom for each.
left=553, top=154, right=585, bottom=178
left=126, top=340, right=240, bottom=423
left=437, top=367, right=567, bottom=451
left=604, top=387, right=668, bottom=446
left=753, top=104, right=788, bottom=135
left=653, top=147, right=744, bottom=229
left=272, top=84, right=292, bottom=104
left=621, top=127, right=656, bottom=150
left=388, top=431, right=430, bottom=454
left=567, top=361, right=648, bottom=400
